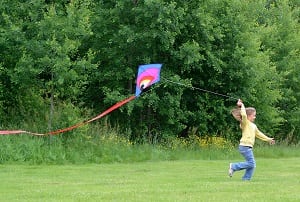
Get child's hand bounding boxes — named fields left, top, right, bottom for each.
left=269, top=138, right=275, bottom=145
left=237, top=99, right=243, bottom=107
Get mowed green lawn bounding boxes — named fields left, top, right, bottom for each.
left=1, top=158, right=299, bottom=202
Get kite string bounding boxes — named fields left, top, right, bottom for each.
left=161, top=77, right=239, bottom=100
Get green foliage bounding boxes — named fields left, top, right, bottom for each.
left=0, top=0, right=96, bottom=126
left=1, top=127, right=299, bottom=165
left=0, top=0, right=299, bottom=144
left=258, top=0, right=300, bottom=142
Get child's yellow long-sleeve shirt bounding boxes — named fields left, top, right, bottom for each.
left=239, top=105, right=272, bottom=147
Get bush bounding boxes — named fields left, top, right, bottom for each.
left=1, top=125, right=298, bottom=165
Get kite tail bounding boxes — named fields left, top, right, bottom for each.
left=0, top=95, right=136, bottom=136
left=0, top=130, right=28, bottom=135
left=46, top=95, right=136, bottom=135
left=0, top=130, right=44, bottom=136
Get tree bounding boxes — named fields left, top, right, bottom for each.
left=163, top=0, right=282, bottom=137
left=85, top=0, right=283, bottom=141
left=259, top=0, right=300, bottom=143
left=87, top=0, right=186, bottom=141
left=0, top=0, right=96, bottom=131
left=0, top=0, right=296, bottom=144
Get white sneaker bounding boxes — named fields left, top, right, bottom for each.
left=228, top=163, right=234, bottom=177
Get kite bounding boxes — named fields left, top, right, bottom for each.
left=0, top=64, right=162, bottom=136
left=135, top=64, right=161, bottom=97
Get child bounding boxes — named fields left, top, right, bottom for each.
left=229, top=99, right=275, bottom=180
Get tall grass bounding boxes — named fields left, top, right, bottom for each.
left=1, top=101, right=299, bottom=165
left=0, top=123, right=299, bottom=165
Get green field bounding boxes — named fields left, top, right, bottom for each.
left=1, top=158, right=299, bottom=202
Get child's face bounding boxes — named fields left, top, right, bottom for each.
left=247, top=112, right=256, bottom=122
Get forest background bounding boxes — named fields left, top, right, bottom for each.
left=0, top=0, right=299, bottom=156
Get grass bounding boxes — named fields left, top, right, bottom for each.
left=1, top=158, right=299, bottom=202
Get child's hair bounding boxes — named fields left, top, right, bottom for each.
left=231, top=107, right=242, bottom=121
left=245, top=107, right=256, bottom=116
left=231, top=107, right=256, bottom=121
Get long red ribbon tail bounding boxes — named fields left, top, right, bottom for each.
left=46, top=95, right=136, bottom=135
left=0, top=95, right=136, bottom=136
left=0, top=130, right=27, bottom=135
left=0, top=130, right=44, bottom=136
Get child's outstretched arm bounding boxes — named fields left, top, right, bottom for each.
left=255, top=128, right=275, bottom=145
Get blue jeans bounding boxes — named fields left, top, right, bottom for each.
left=231, top=145, right=256, bottom=180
